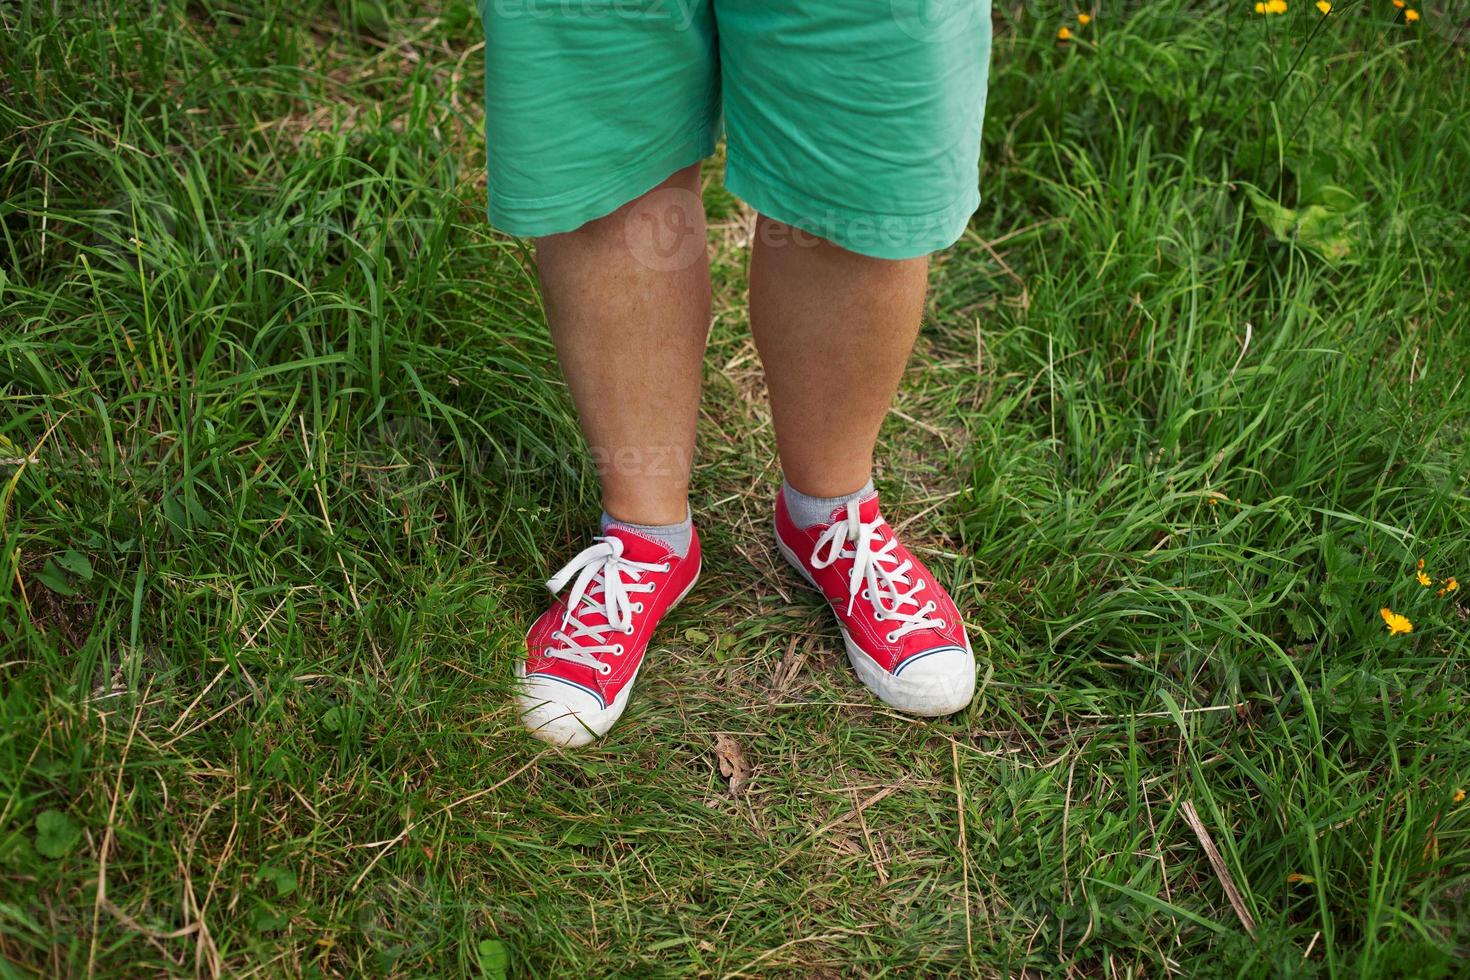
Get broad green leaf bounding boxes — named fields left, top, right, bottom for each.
left=34, top=810, right=81, bottom=859
left=36, top=559, right=77, bottom=597
left=255, top=864, right=297, bottom=898
left=1245, top=188, right=1357, bottom=265
left=56, top=549, right=94, bottom=581
left=478, top=939, right=509, bottom=980
left=249, top=900, right=288, bottom=932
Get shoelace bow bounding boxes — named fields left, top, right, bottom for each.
left=542, top=536, right=670, bottom=675
left=810, top=500, right=944, bottom=643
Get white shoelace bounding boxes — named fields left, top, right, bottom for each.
left=810, top=500, right=944, bottom=643
left=542, top=536, right=670, bottom=676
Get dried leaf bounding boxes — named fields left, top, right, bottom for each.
left=713, top=733, right=751, bottom=797
left=768, top=637, right=806, bottom=702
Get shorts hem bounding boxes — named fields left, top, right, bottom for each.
left=489, top=131, right=718, bottom=239
left=723, top=153, right=979, bottom=260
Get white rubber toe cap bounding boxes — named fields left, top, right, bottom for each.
left=848, top=642, right=977, bottom=717
left=516, top=673, right=613, bottom=748
left=893, top=645, right=977, bottom=716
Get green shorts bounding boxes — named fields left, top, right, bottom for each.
left=478, top=1, right=991, bottom=259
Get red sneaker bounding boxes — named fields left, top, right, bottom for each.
left=518, top=525, right=700, bottom=746
left=774, top=489, right=975, bottom=716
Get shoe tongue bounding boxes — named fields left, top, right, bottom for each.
left=601, top=524, right=674, bottom=563
left=828, top=491, right=882, bottom=527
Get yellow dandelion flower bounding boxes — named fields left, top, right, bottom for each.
left=1058, top=25, right=1073, bottom=40
left=1392, top=0, right=1405, bottom=7
left=1404, top=8, right=1420, bottom=20
left=1454, top=789, right=1466, bottom=804
left=1438, top=577, right=1459, bottom=597
left=1268, top=0, right=1288, bottom=12
left=1380, top=607, right=1414, bottom=636
left=1417, top=570, right=1433, bottom=587
left=1078, top=12, right=1092, bottom=24
left=1317, top=0, right=1331, bottom=11
left=1255, top=1, right=1267, bottom=10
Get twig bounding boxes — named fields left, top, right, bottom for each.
left=1180, top=800, right=1257, bottom=938
left=952, top=739, right=975, bottom=971
left=89, top=688, right=149, bottom=975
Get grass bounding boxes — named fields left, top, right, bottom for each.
left=2, top=0, right=1468, bottom=975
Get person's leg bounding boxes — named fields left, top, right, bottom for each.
left=754, top=220, right=974, bottom=716
left=716, top=2, right=988, bottom=716
left=480, top=0, right=719, bottom=527
left=479, top=1, right=722, bottom=745
left=518, top=165, right=711, bottom=747
left=747, top=219, right=928, bottom=498
left=534, top=164, right=710, bottom=527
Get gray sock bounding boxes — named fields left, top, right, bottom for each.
left=600, top=506, right=693, bottom=558
left=782, top=476, right=875, bottom=529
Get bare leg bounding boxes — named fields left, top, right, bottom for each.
left=534, top=164, right=710, bottom=526
left=748, top=217, right=930, bottom=496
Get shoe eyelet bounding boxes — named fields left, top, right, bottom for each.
left=599, top=664, right=612, bottom=675
left=885, top=632, right=898, bottom=643
left=873, top=611, right=884, bottom=621
left=614, top=644, right=625, bottom=656
left=634, top=602, right=645, bottom=613
left=623, top=623, right=635, bottom=635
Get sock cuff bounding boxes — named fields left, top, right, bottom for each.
left=599, top=505, right=694, bottom=557
left=781, top=476, right=875, bottom=528
left=600, top=504, right=692, bottom=532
